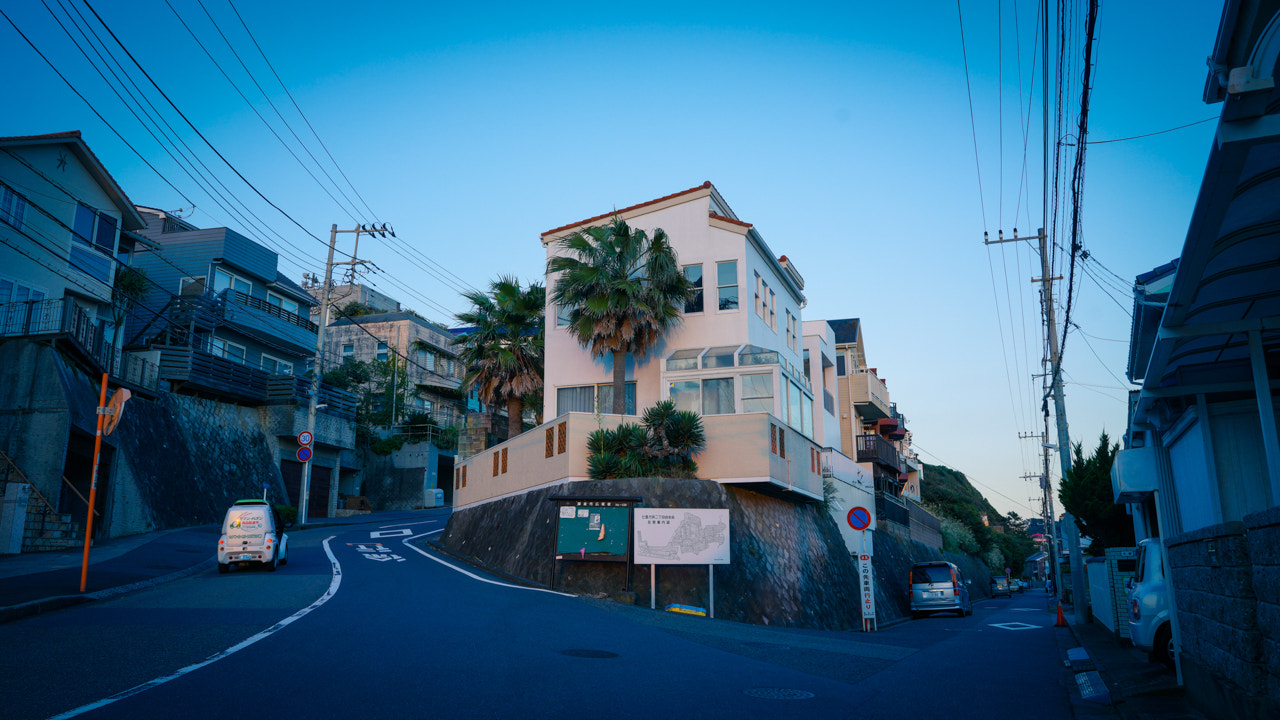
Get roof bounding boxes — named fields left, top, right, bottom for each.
left=541, top=181, right=716, bottom=238
left=328, top=310, right=451, bottom=335
left=828, top=318, right=862, bottom=344
left=0, top=131, right=146, bottom=231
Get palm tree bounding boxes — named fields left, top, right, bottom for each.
left=448, top=276, right=545, bottom=439
left=547, top=216, right=692, bottom=415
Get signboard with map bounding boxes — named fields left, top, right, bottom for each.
left=634, top=509, right=730, bottom=565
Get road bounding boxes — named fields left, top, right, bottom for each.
left=0, top=514, right=1075, bottom=720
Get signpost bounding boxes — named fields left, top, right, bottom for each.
left=847, top=506, right=871, bottom=531
left=634, top=508, right=730, bottom=617
left=859, top=552, right=876, bottom=631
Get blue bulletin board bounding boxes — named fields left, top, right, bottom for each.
left=551, top=497, right=635, bottom=562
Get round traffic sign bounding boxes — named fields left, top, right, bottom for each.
left=296, top=446, right=313, bottom=462
left=297, top=430, right=313, bottom=446
left=847, top=506, right=871, bottom=531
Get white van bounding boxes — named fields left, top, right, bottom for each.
left=218, top=499, right=289, bottom=573
left=1129, top=537, right=1174, bottom=667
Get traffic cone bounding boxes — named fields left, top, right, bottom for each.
left=1055, top=603, right=1067, bottom=627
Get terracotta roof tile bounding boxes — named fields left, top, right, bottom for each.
left=541, top=181, right=714, bottom=238
left=709, top=212, right=752, bottom=229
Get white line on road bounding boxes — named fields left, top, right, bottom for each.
left=378, top=519, right=441, bottom=529
left=401, top=531, right=575, bottom=597
left=47, top=537, right=345, bottom=720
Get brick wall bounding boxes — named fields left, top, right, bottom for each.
left=1167, top=517, right=1278, bottom=720
left=1244, top=507, right=1280, bottom=713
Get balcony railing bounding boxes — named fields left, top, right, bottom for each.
left=264, top=375, right=357, bottom=420
left=847, top=371, right=891, bottom=420
left=875, top=492, right=909, bottom=527
left=154, top=345, right=270, bottom=403
left=856, top=434, right=900, bottom=471
left=230, top=291, right=316, bottom=332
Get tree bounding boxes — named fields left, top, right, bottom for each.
left=450, top=276, right=545, bottom=439
left=547, top=216, right=692, bottom=415
left=586, top=400, right=705, bottom=479
left=111, top=266, right=148, bottom=349
left=1059, top=431, right=1134, bottom=555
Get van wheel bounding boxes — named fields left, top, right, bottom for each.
left=280, top=546, right=288, bottom=566
left=268, top=554, right=279, bottom=572
left=218, top=562, right=229, bottom=574
left=1153, top=624, right=1174, bottom=669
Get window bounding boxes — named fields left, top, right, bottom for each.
left=702, top=346, right=736, bottom=369
left=785, top=310, right=794, bottom=350
left=70, top=203, right=112, bottom=282
left=739, top=345, right=779, bottom=366
left=210, top=337, right=245, bottom=363
left=760, top=280, right=769, bottom=319
left=768, top=288, right=776, bottom=329
left=666, top=348, right=701, bottom=371
left=716, top=261, right=738, bottom=310
left=376, top=341, right=388, bottom=362
left=836, top=354, right=846, bottom=376
left=742, top=373, right=773, bottom=413
left=556, top=303, right=571, bottom=327
left=267, top=292, right=301, bottom=317
left=342, top=343, right=354, bottom=359
left=0, top=184, right=26, bottom=229
left=702, top=378, right=734, bottom=415
left=213, top=267, right=252, bottom=296
left=803, top=349, right=810, bottom=380
left=179, top=277, right=207, bottom=295
left=261, top=355, right=293, bottom=375
left=754, top=272, right=763, bottom=317
left=596, top=382, right=637, bottom=415
left=787, top=379, right=804, bottom=432
left=683, top=264, right=704, bottom=313
left=0, top=276, right=45, bottom=304
left=669, top=380, right=699, bottom=412
left=556, top=385, right=595, bottom=415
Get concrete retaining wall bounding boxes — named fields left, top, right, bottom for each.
left=1167, top=511, right=1280, bottom=720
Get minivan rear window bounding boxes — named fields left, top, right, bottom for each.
left=911, top=565, right=953, bottom=584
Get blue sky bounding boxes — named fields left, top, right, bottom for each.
left=3, top=1, right=1227, bottom=518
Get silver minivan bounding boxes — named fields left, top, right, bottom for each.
left=910, top=561, right=972, bottom=618
left=217, top=499, right=289, bottom=573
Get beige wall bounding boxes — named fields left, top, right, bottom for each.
left=453, top=411, right=824, bottom=510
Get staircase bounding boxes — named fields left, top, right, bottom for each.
left=23, top=502, right=84, bottom=552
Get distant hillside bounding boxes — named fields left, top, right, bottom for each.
left=921, top=463, right=1002, bottom=525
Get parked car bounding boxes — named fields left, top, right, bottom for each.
left=1014, top=578, right=1026, bottom=593
left=218, top=499, right=289, bottom=573
left=1129, top=537, right=1174, bottom=668
left=990, top=575, right=1012, bottom=597
left=909, top=561, right=972, bottom=618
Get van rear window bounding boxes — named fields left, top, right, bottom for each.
left=911, top=565, right=953, bottom=584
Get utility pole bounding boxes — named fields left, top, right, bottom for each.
left=299, top=223, right=391, bottom=526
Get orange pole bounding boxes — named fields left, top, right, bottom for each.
left=79, top=373, right=109, bottom=593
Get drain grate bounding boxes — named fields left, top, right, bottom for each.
left=559, top=649, right=618, bottom=659
left=744, top=688, right=815, bottom=700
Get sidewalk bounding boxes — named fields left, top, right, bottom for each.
left=0, top=510, right=438, bottom=624
left=1054, top=597, right=1206, bottom=720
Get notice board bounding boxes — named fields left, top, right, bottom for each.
left=553, top=499, right=632, bottom=561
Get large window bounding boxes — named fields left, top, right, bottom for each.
left=669, top=378, right=735, bottom=415
left=596, top=382, right=637, bottom=415
left=213, top=267, right=252, bottom=296
left=666, top=348, right=701, bottom=371
left=683, top=264, right=703, bottom=313
left=267, top=291, right=301, bottom=317
left=210, top=337, right=245, bottom=363
left=669, top=380, right=700, bottom=413
left=261, top=355, right=293, bottom=375
left=742, top=373, right=773, bottom=413
left=716, top=261, right=738, bottom=310
left=554, top=383, right=637, bottom=416
left=0, top=184, right=26, bottom=229
left=702, top=346, right=736, bottom=369
left=0, top=276, right=45, bottom=304
left=69, top=203, right=114, bottom=282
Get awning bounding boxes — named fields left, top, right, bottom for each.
left=1026, top=552, right=1048, bottom=563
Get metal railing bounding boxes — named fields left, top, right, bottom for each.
left=230, top=290, right=317, bottom=332
left=856, top=434, right=900, bottom=470
left=875, top=492, right=909, bottom=527
left=264, top=374, right=358, bottom=419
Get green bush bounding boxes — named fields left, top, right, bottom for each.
left=276, top=505, right=298, bottom=525
left=586, top=400, right=705, bottom=479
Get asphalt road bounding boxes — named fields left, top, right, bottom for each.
left=1, top=517, right=1075, bottom=720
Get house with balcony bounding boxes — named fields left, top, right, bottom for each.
left=0, top=131, right=160, bottom=551
left=125, top=206, right=357, bottom=517
left=828, top=317, right=929, bottom=541
left=452, top=182, right=878, bottom=554
left=1111, top=4, right=1280, bottom=718
left=323, top=309, right=467, bottom=427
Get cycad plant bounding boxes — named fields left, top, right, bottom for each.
left=587, top=400, right=705, bottom=479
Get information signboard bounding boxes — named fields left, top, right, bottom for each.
left=634, top=509, right=730, bottom=565
left=553, top=499, right=632, bottom=562
left=859, top=552, right=876, bottom=621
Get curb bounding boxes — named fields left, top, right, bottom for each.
left=0, top=556, right=216, bottom=626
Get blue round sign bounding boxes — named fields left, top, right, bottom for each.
left=296, top=446, right=313, bottom=462
left=847, top=506, right=871, bottom=531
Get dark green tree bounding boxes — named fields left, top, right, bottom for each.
left=547, top=216, right=691, bottom=415
left=450, top=276, right=545, bottom=439
left=1059, top=431, right=1134, bottom=555
left=587, top=400, right=705, bottom=479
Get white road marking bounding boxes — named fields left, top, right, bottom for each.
left=371, top=529, right=413, bottom=538
left=378, top=519, right=441, bottom=529
left=47, top=537, right=345, bottom=720
left=401, top=531, right=575, bottom=597
left=989, top=622, right=1041, bottom=630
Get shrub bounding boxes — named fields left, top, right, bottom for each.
left=587, top=400, right=705, bottom=479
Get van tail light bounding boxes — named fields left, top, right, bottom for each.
left=952, top=568, right=961, bottom=593
left=1131, top=599, right=1140, bottom=621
